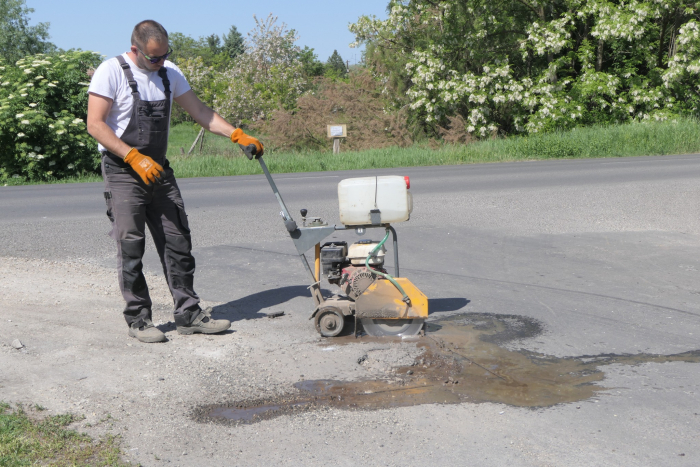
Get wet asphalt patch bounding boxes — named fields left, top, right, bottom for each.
left=193, top=312, right=700, bottom=425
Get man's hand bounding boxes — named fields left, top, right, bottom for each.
left=230, top=128, right=264, bottom=159
left=123, top=148, right=164, bottom=185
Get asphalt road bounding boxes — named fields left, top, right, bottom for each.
left=1, top=154, right=700, bottom=466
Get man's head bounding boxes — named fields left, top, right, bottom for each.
left=130, top=20, right=170, bottom=71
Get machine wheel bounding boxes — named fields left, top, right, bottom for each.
left=315, top=307, right=345, bottom=337
left=360, top=318, right=424, bottom=337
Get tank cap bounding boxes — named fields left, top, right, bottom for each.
left=404, top=176, right=410, bottom=189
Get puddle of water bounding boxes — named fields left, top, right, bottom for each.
left=198, top=313, right=700, bottom=424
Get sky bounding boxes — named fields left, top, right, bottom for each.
left=25, top=0, right=388, bottom=65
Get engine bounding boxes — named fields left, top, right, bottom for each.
left=320, top=240, right=387, bottom=300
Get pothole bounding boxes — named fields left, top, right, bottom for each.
left=194, top=313, right=700, bottom=425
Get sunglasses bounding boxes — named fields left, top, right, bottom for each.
left=136, top=46, right=173, bottom=64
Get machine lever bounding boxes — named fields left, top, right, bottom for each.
left=257, top=156, right=295, bottom=229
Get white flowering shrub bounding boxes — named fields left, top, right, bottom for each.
left=0, top=51, right=103, bottom=182
left=351, top=0, right=700, bottom=138
left=210, top=14, right=308, bottom=126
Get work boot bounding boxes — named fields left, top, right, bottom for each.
left=128, top=319, right=167, bottom=343
left=176, top=308, right=231, bottom=335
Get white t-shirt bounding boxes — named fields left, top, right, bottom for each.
left=88, top=53, right=191, bottom=152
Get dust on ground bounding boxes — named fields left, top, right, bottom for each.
left=2, top=256, right=699, bottom=466
left=0, top=257, right=423, bottom=463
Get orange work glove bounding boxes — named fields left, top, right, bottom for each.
left=123, top=148, right=164, bottom=185
left=230, top=128, right=264, bottom=159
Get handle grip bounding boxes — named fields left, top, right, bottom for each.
left=239, top=143, right=261, bottom=160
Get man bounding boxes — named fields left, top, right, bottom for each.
left=87, top=20, right=262, bottom=343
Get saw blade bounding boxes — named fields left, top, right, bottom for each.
left=360, top=318, right=424, bottom=337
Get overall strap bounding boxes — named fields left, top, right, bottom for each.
left=115, top=55, right=139, bottom=99
left=158, top=67, right=171, bottom=98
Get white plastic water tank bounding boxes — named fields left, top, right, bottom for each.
left=338, top=176, right=413, bottom=226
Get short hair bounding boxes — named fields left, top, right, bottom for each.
left=131, top=20, right=168, bottom=49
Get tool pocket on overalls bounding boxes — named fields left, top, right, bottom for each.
left=103, top=192, right=116, bottom=238
left=137, top=102, right=168, bottom=147
left=104, top=161, right=132, bottom=174
left=165, top=233, right=195, bottom=290
left=175, top=203, right=190, bottom=234
left=120, top=238, right=147, bottom=293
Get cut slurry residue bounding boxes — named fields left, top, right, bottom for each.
left=196, top=313, right=700, bottom=424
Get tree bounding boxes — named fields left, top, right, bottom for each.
left=325, top=49, right=347, bottom=78
left=0, top=0, right=55, bottom=64
left=298, top=46, right=324, bottom=77
left=169, top=29, right=236, bottom=69
left=210, top=14, right=308, bottom=126
left=205, top=33, right=221, bottom=55
left=222, top=25, right=244, bottom=60
left=350, top=0, right=700, bottom=138
left=168, top=32, right=203, bottom=64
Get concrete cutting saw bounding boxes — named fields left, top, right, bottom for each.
left=255, top=155, right=428, bottom=337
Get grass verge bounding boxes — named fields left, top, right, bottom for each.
left=166, top=117, right=700, bottom=178
left=4, top=118, right=700, bottom=186
left=0, top=402, right=125, bottom=466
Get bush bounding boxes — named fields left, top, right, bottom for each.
left=351, top=1, right=700, bottom=138
left=253, top=70, right=411, bottom=152
left=0, top=50, right=103, bottom=182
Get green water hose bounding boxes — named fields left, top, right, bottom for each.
left=365, top=229, right=412, bottom=305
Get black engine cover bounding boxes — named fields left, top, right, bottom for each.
left=320, top=241, right=348, bottom=280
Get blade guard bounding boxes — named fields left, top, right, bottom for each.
left=354, top=278, right=428, bottom=319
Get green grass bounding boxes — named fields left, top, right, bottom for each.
left=5, top=118, right=700, bottom=186
left=0, top=402, right=126, bottom=466
left=165, top=117, right=700, bottom=178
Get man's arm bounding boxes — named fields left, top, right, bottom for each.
left=174, top=90, right=235, bottom=138
left=175, top=90, right=264, bottom=158
left=86, top=93, right=132, bottom=158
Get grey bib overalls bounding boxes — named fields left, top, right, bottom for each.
left=102, top=55, right=200, bottom=328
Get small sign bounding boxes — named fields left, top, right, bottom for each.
left=327, top=124, right=347, bottom=138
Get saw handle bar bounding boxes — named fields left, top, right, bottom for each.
left=256, top=156, right=297, bottom=231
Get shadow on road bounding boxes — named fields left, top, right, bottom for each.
left=427, top=298, right=470, bottom=314
left=210, top=285, right=316, bottom=323
left=155, top=293, right=470, bottom=332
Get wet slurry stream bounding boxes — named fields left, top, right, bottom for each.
left=195, top=313, right=700, bottom=425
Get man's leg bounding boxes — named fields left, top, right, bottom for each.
left=146, top=170, right=199, bottom=321
left=146, top=169, right=229, bottom=334
left=102, top=162, right=154, bottom=328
